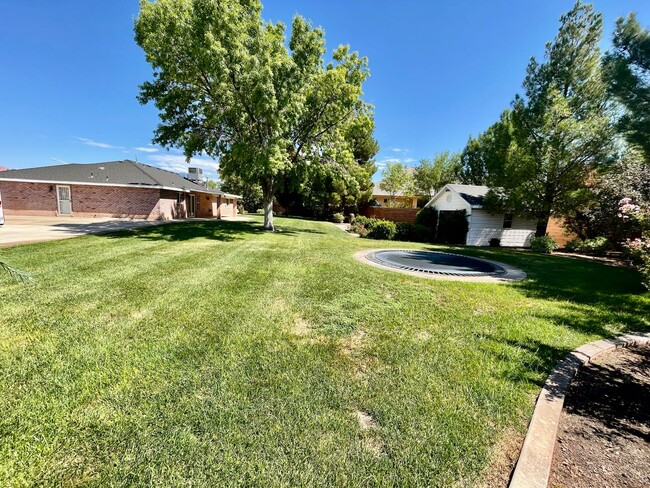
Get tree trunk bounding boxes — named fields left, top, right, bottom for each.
left=535, top=218, right=549, bottom=237
left=262, top=178, right=274, bottom=231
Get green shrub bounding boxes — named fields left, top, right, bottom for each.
left=352, top=225, right=369, bottom=237
left=565, top=238, right=583, bottom=251
left=352, top=215, right=375, bottom=228
left=565, top=237, right=613, bottom=256
left=350, top=216, right=376, bottom=236
left=415, top=207, right=438, bottom=229
left=331, top=213, right=345, bottom=223
left=530, top=236, right=558, bottom=254
left=581, top=237, right=613, bottom=256
left=394, top=222, right=432, bottom=242
left=489, top=238, right=501, bottom=247
left=367, top=220, right=396, bottom=240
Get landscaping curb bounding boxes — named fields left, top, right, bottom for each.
left=508, top=331, right=650, bottom=488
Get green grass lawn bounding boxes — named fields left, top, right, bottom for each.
left=1, top=216, right=648, bottom=486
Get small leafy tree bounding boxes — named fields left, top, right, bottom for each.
left=413, top=152, right=461, bottom=201
left=379, top=163, right=414, bottom=205
left=135, top=0, right=372, bottom=230
left=460, top=111, right=514, bottom=186
left=618, top=197, right=650, bottom=289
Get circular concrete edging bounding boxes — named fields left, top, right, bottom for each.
left=354, top=249, right=526, bottom=283
left=509, top=331, right=650, bottom=488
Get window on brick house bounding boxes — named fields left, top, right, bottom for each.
left=176, top=192, right=183, bottom=204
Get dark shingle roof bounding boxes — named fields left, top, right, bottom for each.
left=447, top=184, right=489, bottom=207
left=0, top=160, right=234, bottom=196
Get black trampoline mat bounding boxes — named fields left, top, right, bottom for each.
left=367, top=250, right=506, bottom=276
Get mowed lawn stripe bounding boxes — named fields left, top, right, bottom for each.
left=0, top=216, right=648, bottom=486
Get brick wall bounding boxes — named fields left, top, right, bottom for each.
left=0, top=181, right=58, bottom=215
left=0, top=181, right=238, bottom=220
left=72, top=185, right=162, bottom=219
left=546, top=216, right=577, bottom=248
left=157, top=190, right=187, bottom=219
left=0, top=181, right=168, bottom=219
left=363, top=207, right=419, bottom=223
left=218, top=197, right=238, bottom=217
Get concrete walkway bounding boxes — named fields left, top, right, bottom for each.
left=1, top=215, right=178, bottom=247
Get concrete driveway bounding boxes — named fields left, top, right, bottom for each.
left=0, top=215, right=171, bottom=247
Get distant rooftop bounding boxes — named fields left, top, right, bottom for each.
left=372, top=183, right=413, bottom=197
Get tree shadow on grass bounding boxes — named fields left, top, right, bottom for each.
left=440, top=247, right=649, bottom=333
left=101, top=219, right=325, bottom=242
left=104, top=219, right=259, bottom=242
left=477, top=335, right=570, bottom=390
left=443, top=247, right=650, bottom=394
left=511, top=254, right=650, bottom=337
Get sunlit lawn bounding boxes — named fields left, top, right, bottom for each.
left=1, top=216, right=648, bottom=486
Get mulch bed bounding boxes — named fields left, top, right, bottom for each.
left=549, top=344, right=650, bottom=487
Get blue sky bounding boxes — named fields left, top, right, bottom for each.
left=1, top=1, right=649, bottom=182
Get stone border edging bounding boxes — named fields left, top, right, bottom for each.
left=508, top=331, right=650, bottom=488
left=354, top=249, right=526, bottom=283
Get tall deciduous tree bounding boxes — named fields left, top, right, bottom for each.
left=135, top=0, right=372, bottom=230
left=413, top=152, right=461, bottom=201
left=379, top=163, right=413, bottom=200
left=483, top=1, right=613, bottom=236
left=603, top=14, right=650, bottom=160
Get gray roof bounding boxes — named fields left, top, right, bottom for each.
left=447, top=184, right=489, bottom=207
left=0, top=160, right=239, bottom=198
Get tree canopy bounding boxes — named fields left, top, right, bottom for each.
left=603, top=13, right=650, bottom=161
left=274, top=112, right=378, bottom=218
left=379, top=163, right=414, bottom=201
left=413, top=152, right=461, bottom=201
left=135, top=0, right=373, bottom=230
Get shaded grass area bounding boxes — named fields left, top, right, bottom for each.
left=0, top=216, right=648, bottom=486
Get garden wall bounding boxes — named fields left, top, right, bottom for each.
left=363, top=207, right=419, bottom=223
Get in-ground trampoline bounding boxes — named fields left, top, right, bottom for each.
left=358, top=249, right=526, bottom=282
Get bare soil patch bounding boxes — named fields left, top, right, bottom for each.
left=355, top=410, right=385, bottom=457
left=549, top=344, right=650, bottom=487
left=479, top=427, right=525, bottom=488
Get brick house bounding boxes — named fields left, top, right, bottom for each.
left=0, top=160, right=240, bottom=220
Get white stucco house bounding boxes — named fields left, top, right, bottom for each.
left=424, top=184, right=537, bottom=247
